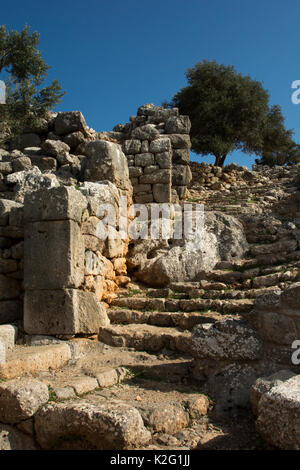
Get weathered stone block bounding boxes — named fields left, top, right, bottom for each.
left=24, top=186, right=87, bottom=223
left=54, top=111, right=88, bottom=136
left=190, top=318, right=263, bottom=361
left=24, top=220, right=84, bottom=290
left=35, top=401, right=151, bottom=450
left=123, top=140, right=141, bottom=155
left=172, top=165, right=192, bottom=186
left=153, top=184, right=171, bottom=203
left=155, top=152, right=172, bottom=169
left=168, top=134, right=191, bottom=149
left=140, top=169, right=171, bottom=184
left=0, top=200, right=22, bottom=226
left=134, top=153, right=154, bottom=167
left=165, top=116, right=191, bottom=134
left=131, top=124, right=160, bottom=141
left=149, top=138, right=171, bottom=153
left=0, top=324, right=17, bottom=352
left=83, top=141, right=131, bottom=191
left=24, top=289, right=108, bottom=335
left=0, top=378, right=49, bottom=424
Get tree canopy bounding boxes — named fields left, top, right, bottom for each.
left=0, top=24, right=64, bottom=141
left=169, top=60, right=297, bottom=166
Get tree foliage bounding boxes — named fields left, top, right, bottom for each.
left=257, top=105, right=300, bottom=166
left=0, top=25, right=64, bottom=141
left=169, top=60, right=297, bottom=167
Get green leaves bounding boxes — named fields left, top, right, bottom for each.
left=170, top=60, right=287, bottom=166
left=0, top=24, right=64, bottom=141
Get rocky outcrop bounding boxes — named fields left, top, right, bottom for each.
left=127, top=211, right=248, bottom=286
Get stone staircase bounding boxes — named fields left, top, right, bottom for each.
left=99, top=167, right=300, bottom=358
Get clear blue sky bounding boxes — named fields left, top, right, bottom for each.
left=2, top=0, right=300, bottom=167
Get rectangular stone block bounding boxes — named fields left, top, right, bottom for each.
left=153, top=184, right=171, bottom=203
left=24, top=220, right=84, bottom=290
left=24, top=289, right=107, bottom=335
left=134, top=153, right=154, bottom=167
left=0, top=325, right=18, bottom=352
left=24, top=186, right=87, bottom=223
left=140, top=169, right=171, bottom=185
left=0, top=200, right=22, bottom=226
left=0, top=344, right=72, bottom=379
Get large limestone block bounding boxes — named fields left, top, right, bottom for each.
left=54, top=111, right=88, bottom=136
left=24, top=186, right=88, bottom=223
left=0, top=378, right=49, bottom=424
left=190, top=318, right=263, bottom=361
left=165, top=115, right=191, bottom=134
left=35, top=401, right=151, bottom=449
left=251, top=370, right=296, bottom=416
left=24, top=220, right=84, bottom=290
left=0, top=200, right=22, bottom=226
left=0, top=325, right=17, bottom=352
left=0, top=344, right=72, bottom=379
left=172, top=165, right=192, bottom=186
left=82, top=140, right=131, bottom=191
left=256, top=375, right=300, bottom=449
left=24, top=289, right=109, bottom=335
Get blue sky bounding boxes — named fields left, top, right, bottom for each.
left=1, top=0, right=300, bottom=167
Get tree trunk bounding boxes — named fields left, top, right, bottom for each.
left=219, top=155, right=227, bottom=167
left=214, top=155, right=220, bottom=166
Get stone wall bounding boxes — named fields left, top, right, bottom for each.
left=0, top=110, right=135, bottom=329
left=111, top=104, right=192, bottom=203
left=0, top=200, right=23, bottom=323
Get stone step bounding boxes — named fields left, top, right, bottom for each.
left=98, top=324, right=191, bottom=354
left=191, top=286, right=282, bottom=300
left=111, top=297, right=254, bottom=314
left=108, top=308, right=223, bottom=330
left=0, top=343, right=72, bottom=380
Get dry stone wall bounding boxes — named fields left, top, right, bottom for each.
left=0, top=109, right=136, bottom=328
left=111, top=104, right=192, bottom=203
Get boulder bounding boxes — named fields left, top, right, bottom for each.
left=190, top=318, right=263, bottom=361
left=165, top=116, right=191, bottom=134
left=82, top=141, right=131, bottom=192
left=54, top=111, right=88, bottom=136
left=42, top=139, right=70, bottom=157
left=0, top=378, right=49, bottom=424
left=251, top=370, right=296, bottom=416
left=127, top=211, right=248, bottom=286
left=256, top=375, right=300, bottom=449
left=34, top=401, right=151, bottom=449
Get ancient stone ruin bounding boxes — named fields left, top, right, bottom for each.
left=0, top=104, right=299, bottom=450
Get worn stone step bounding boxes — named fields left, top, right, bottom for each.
left=111, top=296, right=254, bottom=314
left=108, top=308, right=223, bottom=329
left=193, top=286, right=282, bottom=300
left=0, top=343, right=72, bottom=380
left=250, top=239, right=297, bottom=257
left=98, top=324, right=191, bottom=353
